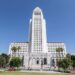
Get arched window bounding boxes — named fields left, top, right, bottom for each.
left=44, top=58, right=47, bottom=65
left=36, top=60, right=39, bottom=64
left=36, top=58, right=39, bottom=64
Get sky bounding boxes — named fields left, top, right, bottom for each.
left=0, top=0, right=75, bottom=54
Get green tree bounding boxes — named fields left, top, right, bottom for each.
left=17, top=46, right=21, bottom=57
left=0, top=53, right=10, bottom=68
left=11, top=46, right=17, bottom=56
left=56, top=48, right=64, bottom=65
left=71, top=55, right=75, bottom=69
left=66, top=53, right=71, bottom=59
left=1, top=53, right=10, bottom=64
left=58, top=58, right=72, bottom=72
left=9, top=57, right=21, bottom=69
left=0, top=55, right=6, bottom=68
left=56, top=48, right=64, bottom=58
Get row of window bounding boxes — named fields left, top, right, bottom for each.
left=36, top=58, right=47, bottom=65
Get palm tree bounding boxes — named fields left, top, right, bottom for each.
left=56, top=48, right=63, bottom=59
left=56, top=48, right=64, bottom=70
left=17, top=46, right=21, bottom=57
left=56, top=48, right=64, bottom=65
left=11, top=46, right=17, bottom=57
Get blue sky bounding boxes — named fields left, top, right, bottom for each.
left=0, top=0, right=75, bottom=54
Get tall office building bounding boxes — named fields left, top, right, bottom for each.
left=29, top=7, right=48, bottom=53
left=9, top=7, right=66, bottom=70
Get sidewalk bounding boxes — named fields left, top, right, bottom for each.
left=20, top=70, right=61, bottom=73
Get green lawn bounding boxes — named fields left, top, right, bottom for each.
left=0, top=72, right=74, bottom=75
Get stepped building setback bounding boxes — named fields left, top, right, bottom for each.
left=9, top=7, right=66, bottom=70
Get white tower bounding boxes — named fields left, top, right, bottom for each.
left=29, top=7, right=48, bottom=53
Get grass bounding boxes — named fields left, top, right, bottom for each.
left=0, top=72, right=74, bottom=75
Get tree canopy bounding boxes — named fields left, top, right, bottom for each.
left=9, top=57, right=21, bottom=68
left=58, top=58, right=72, bottom=71
left=0, top=53, right=9, bottom=68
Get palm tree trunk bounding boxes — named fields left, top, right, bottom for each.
left=17, top=50, right=19, bottom=57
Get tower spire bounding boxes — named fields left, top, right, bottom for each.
left=29, top=7, right=48, bottom=53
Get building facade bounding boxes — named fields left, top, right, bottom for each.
left=9, top=7, right=66, bottom=70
